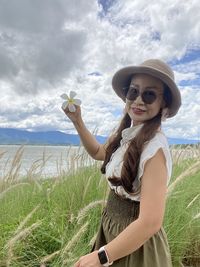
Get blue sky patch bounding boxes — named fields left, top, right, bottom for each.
left=179, top=77, right=200, bottom=86
left=170, top=48, right=200, bottom=66
left=98, top=0, right=116, bottom=16
left=88, top=71, right=102, bottom=76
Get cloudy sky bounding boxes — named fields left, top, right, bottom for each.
left=0, top=0, right=200, bottom=140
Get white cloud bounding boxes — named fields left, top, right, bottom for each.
left=175, top=71, right=198, bottom=84
left=163, top=86, right=200, bottom=139
left=0, top=0, right=98, bottom=94
left=0, top=0, right=200, bottom=140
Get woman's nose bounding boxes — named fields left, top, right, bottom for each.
left=133, top=94, right=144, bottom=104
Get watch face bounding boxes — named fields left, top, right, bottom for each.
left=98, top=250, right=108, bottom=264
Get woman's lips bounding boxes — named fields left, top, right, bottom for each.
left=132, top=108, right=146, bottom=115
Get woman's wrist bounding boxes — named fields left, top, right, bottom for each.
left=73, top=118, right=84, bottom=130
left=98, top=246, right=113, bottom=266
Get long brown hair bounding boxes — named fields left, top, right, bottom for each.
left=100, top=84, right=172, bottom=195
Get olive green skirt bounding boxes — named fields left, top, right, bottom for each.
left=90, top=189, right=172, bottom=267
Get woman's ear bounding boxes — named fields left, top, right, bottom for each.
left=123, top=101, right=129, bottom=114
left=161, top=98, right=167, bottom=109
left=161, top=108, right=169, bottom=121
left=125, top=98, right=132, bottom=109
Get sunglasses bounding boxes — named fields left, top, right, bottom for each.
left=125, top=87, right=162, bottom=104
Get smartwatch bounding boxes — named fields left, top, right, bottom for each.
left=98, top=246, right=113, bottom=266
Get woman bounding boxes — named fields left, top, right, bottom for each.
left=62, top=59, right=181, bottom=267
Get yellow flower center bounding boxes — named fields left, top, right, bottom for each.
left=68, top=99, right=75, bottom=104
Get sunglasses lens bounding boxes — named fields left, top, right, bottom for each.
left=126, top=88, right=138, bottom=101
left=126, top=88, right=158, bottom=104
left=142, top=91, right=157, bottom=104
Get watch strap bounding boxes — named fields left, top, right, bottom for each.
left=98, top=246, right=113, bottom=266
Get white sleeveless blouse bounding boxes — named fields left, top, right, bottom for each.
left=105, top=124, right=172, bottom=202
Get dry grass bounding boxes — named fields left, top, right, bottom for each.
left=0, top=143, right=199, bottom=266
left=186, top=194, right=200, bottom=209
left=76, top=199, right=107, bottom=224
left=5, top=221, right=42, bottom=267
left=167, top=160, right=200, bottom=196
left=0, top=182, right=30, bottom=200
left=171, top=144, right=200, bottom=164
left=61, top=222, right=89, bottom=265
left=3, top=146, right=24, bottom=183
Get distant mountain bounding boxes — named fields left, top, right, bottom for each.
left=0, top=128, right=107, bottom=146
left=0, top=128, right=198, bottom=146
left=167, top=137, right=199, bottom=145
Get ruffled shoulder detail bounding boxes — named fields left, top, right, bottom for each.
left=120, top=124, right=143, bottom=145
left=137, top=132, right=172, bottom=185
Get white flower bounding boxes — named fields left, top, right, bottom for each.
left=60, top=91, right=81, bottom=112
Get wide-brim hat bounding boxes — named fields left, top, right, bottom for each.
left=112, top=59, right=181, bottom=118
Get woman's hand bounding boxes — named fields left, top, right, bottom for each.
left=62, top=104, right=82, bottom=124
left=73, top=251, right=102, bottom=267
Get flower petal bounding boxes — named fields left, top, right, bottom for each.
left=62, top=101, right=68, bottom=110
left=60, top=93, right=68, bottom=100
left=68, top=103, right=76, bottom=112
left=69, top=91, right=76, bottom=98
left=74, top=98, right=81, bottom=106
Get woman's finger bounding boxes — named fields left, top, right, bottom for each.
left=73, top=260, right=80, bottom=267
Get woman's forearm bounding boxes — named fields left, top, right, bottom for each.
left=105, top=218, right=159, bottom=262
left=73, top=118, right=102, bottom=158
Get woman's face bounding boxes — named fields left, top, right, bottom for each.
left=125, top=73, right=165, bottom=125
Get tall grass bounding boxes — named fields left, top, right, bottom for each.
left=0, top=144, right=199, bottom=267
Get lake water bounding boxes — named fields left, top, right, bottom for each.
left=0, top=144, right=198, bottom=180
left=0, top=145, right=96, bottom=179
